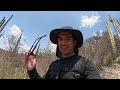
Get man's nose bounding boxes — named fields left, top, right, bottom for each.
left=61, top=40, right=67, bottom=45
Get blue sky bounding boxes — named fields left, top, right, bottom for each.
left=0, top=11, right=120, bottom=52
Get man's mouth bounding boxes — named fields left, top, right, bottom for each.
left=61, top=47, right=68, bottom=50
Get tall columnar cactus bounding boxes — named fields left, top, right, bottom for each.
left=109, top=15, right=120, bottom=41
left=104, top=20, right=117, bottom=54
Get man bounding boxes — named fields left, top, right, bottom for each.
left=25, top=26, right=101, bottom=79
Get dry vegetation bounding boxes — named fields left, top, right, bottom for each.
left=0, top=30, right=120, bottom=79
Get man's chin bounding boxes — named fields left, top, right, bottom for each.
left=61, top=51, right=68, bottom=54
left=61, top=52, right=70, bottom=56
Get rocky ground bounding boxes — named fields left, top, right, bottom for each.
left=100, top=63, right=120, bottom=79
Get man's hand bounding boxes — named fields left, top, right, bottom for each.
left=25, top=51, right=37, bottom=71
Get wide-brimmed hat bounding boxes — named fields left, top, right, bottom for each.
left=50, top=26, right=83, bottom=48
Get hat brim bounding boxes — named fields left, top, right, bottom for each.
left=50, top=28, right=83, bottom=48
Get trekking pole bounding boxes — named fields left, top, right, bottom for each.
left=0, top=17, right=5, bottom=28
left=29, top=35, right=47, bottom=55
left=0, top=15, right=13, bottom=33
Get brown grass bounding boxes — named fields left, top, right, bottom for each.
left=0, top=31, right=119, bottom=79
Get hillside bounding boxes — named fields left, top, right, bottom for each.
left=0, top=30, right=119, bottom=79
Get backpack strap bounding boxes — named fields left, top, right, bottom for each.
left=73, top=56, right=86, bottom=79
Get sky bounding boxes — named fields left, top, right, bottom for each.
left=0, top=11, right=120, bottom=52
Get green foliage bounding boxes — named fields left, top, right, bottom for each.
left=102, top=52, right=113, bottom=66
left=114, top=56, right=120, bottom=64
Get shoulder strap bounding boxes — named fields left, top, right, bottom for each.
left=73, top=56, right=86, bottom=79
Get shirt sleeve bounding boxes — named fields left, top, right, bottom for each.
left=27, top=60, right=57, bottom=79
left=44, top=61, right=56, bottom=79
left=27, top=68, right=42, bottom=79
left=84, top=60, right=102, bottom=79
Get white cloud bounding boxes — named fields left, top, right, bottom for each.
left=20, top=39, right=30, bottom=51
left=80, top=15, right=100, bottom=28
left=3, top=24, right=30, bottom=52
left=47, top=41, right=57, bottom=52
left=50, top=43, right=57, bottom=52
left=10, top=24, right=22, bottom=37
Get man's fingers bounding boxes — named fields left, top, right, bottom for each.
left=25, top=50, right=30, bottom=56
left=33, top=57, right=37, bottom=66
left=25, top=50, right=36, bottom=65
left=25, top=51, right=31, bottom=63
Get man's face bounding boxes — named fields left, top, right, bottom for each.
left=58, top=32, right=77, bottom=57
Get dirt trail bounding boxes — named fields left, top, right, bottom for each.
left=100, top=63, right=120, bottom=79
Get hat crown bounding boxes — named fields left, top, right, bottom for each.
left=60, top=26, right=73, bottom=29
